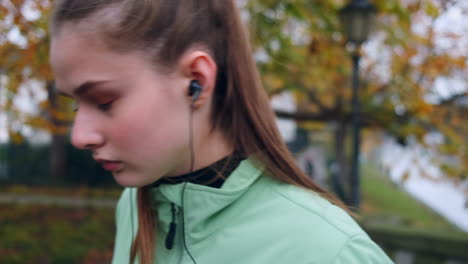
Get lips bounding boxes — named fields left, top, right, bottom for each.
left=94, top=158, right=123, bottom=172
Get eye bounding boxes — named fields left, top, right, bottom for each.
left=97, top=101, right=114, bottom=111
left=86, top=92, right=119, bottom=112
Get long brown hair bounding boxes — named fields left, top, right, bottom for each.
left=51, top=1, right=348, bottom=263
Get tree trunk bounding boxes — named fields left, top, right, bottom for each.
left=47, top=81, right=67, bottom=185
left=50, top=134, right=67, bottom=185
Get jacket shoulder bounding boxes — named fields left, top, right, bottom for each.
left=259, top=176, right=364, bottom=237
left=333, top=234, right=394, bottom=263
left=245, top=176, right=392, bottom=263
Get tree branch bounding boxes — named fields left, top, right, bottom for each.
left=274, top=109, right=413, bottom=130
left=439, top=92, right=468, bottom=106
left=306, top=89, right=330, bottom=112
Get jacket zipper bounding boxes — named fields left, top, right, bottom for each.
left=162, top=202, right=184, bottom=264
left=165, top=184, right=197, bottom=264
left=180, top=183, right=197, bottom=264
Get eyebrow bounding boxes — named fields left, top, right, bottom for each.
left=58, top=81, right=109, bottom=98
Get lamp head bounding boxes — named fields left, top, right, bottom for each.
left=339, top=0, right=377, bottom=45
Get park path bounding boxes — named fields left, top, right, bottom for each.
left=0, top=193, right=117, bottom=208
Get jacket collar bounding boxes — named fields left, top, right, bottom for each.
left=150, top=158, right=264, bottom=208
left=149, top=158, right=265, bottom=248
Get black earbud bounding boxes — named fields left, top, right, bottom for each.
left=189, top=80, right=203, bottom=101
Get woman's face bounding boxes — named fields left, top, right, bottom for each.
left=50, top=23, right=192, bottom=187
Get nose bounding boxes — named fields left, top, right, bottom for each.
left=71, top=110, right=105, bottom=150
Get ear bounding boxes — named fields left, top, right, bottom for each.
left=178, top=50, right=218, bottom=108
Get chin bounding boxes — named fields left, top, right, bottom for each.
left=112, top=170, right=161, bottom=188
left=113, top=171, right=143, bottom=188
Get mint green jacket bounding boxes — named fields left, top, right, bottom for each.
left=112, top=159, right=394, bottom=264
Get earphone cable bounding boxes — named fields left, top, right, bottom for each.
left=189, top=102, right=195, bottom=173
left=182, top=101, right=197, bottom=264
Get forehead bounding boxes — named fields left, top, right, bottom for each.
left=50, top=23, right=152, bottom=92
left=50, top=4, right=130, bottom=64
left=50, top=22, right=106, bottom=76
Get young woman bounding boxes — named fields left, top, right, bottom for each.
left=49, top=0, right=394, bottom=263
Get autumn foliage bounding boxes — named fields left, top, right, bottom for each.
left=1, top=0, right=466, bottom=181
left=245, top=0, right=467, bottom=181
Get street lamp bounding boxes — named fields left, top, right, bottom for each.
left=339, top=0, right=377, bottom=210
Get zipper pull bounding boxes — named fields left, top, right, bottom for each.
left=165, top=203, right=177, bottom=250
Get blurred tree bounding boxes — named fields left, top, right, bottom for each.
left=245, top=0, right=467, bottom=197
left=0, top=0, right=466, bottom=190
left=0, top=0, right=72, bottom=183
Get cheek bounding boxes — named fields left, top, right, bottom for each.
left=111, top=93, right=189, bottom=158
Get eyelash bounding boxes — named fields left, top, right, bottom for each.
left=71, top=101, right=113, bottom=112
left=97, top=101, right=113, bottom=111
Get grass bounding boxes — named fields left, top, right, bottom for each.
left=358, top=162, right=468, bottom=263
left=359, top=162, right=463, bottom=234
left=0, top=204, right=115, bottom=264
left=0, top=185, right=121, bottom=264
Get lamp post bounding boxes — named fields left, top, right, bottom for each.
left=339, top=0, right=376, bottom=210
